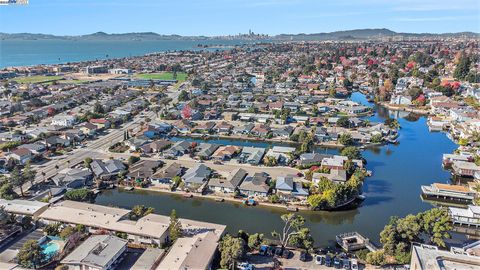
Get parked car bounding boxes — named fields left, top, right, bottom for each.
left=315, top=254, right=325, bottom=265
left=333, top=256, right=342, bottom=268
left=274, top=247, right=283, bottom=257
left=259, top=245, right=268, bottom=256
left=325, top=254, right=332, bottom=267
left=342, top=259, right=350, bottom=269
left=300, top=251, right=311, bottom=262
left=351, top=259, right=359, bottom=270
left=238, top=262, right=254, bottom=270
left=282, top=249, right=291, bottom=259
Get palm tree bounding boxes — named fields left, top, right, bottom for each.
left=10, top=167, right=24, bottom=197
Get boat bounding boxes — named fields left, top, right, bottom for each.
left=124, top=186, right=134, bottom=191
left=215, top=198, right=225, bottom=202
left=183, top=193, right=193, bottom=198
left=356, top=194, right=366, bottom=200
left=244, top=198, right=256, bottom=206
left=287, top=206, right=298, bottom=212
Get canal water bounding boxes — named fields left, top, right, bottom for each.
left=95, top=93, right=457, bottom=246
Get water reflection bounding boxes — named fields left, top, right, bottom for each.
left=95, top=93, right=457, bottom=245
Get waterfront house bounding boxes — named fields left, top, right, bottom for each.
left=61, top=235, right=127, bottom=270
left=172, top=119, right=193, bottom=134
left=208, top=168, right=247, bottom=193
left=151, top=162, right=183, bottom=184
left=321, top=155, right=348, bottom=170
left=238, top=147, right=265, bottom=165
left=194, top=122, right=216, bottom=133
left=156, top=232, right=220, bottom=270
left=214, top=122, right=234, bottom=134
left=233, top=123, right=254, bottom=135
left=52, top=168, right=93, bottom=189
left=163, top=140, right=191, bottom=158
left=265, top=146, right=296, bottom=164
left=127, top=160, right=162, bottom=183
left=140, top=140, right=171, bottom=154
left=238, top=172, right=270, bottom=197
left=196, top=143, right=220, bottom=160
left=449, top=205, right=480, bottom=228
left=272, top=126, right=294, bottom=139
left=250, top=124, right=270, bottom=137
left=451, top=161, right=480, bottom=177
left=313, top=169, right=348, bottom=184
left=409, top=244, right=480, bottom=270
left=211, top=145, right=242, bottom=161
left=90, top=159, right=126, bottom=181
left=298, top=153, right=332, bottom=167
left=182, top=164, right=211, bottom=189
left=421, top=183, right=476, bottom=204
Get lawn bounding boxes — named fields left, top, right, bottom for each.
left=58, top=80, right=90, bottom=85
left=10, top=75, right=64, bottom=84
left=135, top=72, right=188, bottom=82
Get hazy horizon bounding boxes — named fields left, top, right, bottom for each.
left=0, top=0, right=479, bottom=36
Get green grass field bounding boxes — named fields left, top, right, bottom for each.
left=135, top=72, right=188, bottom=82
left=10, top=75, right=64, bottom=84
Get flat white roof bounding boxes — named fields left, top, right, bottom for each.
left=0, top=199, right=48, bottom=216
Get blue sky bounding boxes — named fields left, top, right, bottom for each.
left=0, top=0, right=479, bottom=35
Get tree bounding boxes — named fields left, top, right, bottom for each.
left=218, top=234, right=246, bottom=269
left=128, top=156, right=140, bottom=165
left=339, top=134, right=353, bottom=146
left=384, top=118, right=400, bottom=129
left=0, top=182, right=18, bottom=200
left=340, top=146, right=362, bottom=160
left=247, top=233, right=264, bottom=250
left=365, top=250, right=386, bottom=266
left=288, top=227, right=314, bottom=250
left=169, top=209, right=183, bottom=243
left=371, top=134, right=383, bottom=143
left=178, top=90, right=188, bottom=101
left=64, top=189, right=92, bottom=202
left=9, top=167, right=25, bottom=197
left=23, top=161, right=36, bottom=188
left=43, top=223, right=61, bottom=236
left=453, top=53, right=471, bottom=80
left=272, top=213, right=308, bottom=248
left=418, top=208, right=452, bottom=247
left=59, top=226, right=76, bottom=239
left=129, top=205, right=154, bottom=220
left=337, top=116, right=350, bottom=128
left=16, top=240, right=46, bottom=269
left=83, top=157, right=93, bottom=168
left=93, top=102, right=104, bottom=114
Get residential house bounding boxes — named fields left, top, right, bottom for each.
left=9, top=148, right=32, bottom=165
left=163, top=140, right=191, bottom=158
left=52, top=168, right=93, bottom=189
left=61, top=235, right=127, bottom=270
left=182, top=164, right=211, bottom=189
left=196, top=143, right=220, bottom=160
left=239, top=147, right=265, bottom=165
left=51, top=114, right=76, bottom=127
left=151, top=162, right=183, bottom=184
left=313, top=169, right=348, bottom=184
left=238, top=172, right=270, bottom=197
left=211, top=145, right=241, bottom=161
left=90, top=159, right=126, bottom=181
left=208, top=168, right=247, bottom=193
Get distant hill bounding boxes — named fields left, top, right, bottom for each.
left=275, top=28, right=479, bottom=40
left=0, top=28, right=478, bottom=41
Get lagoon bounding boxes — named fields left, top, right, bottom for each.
left=95, top=94, right=457, bottom=245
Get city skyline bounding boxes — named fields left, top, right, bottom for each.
left=0, top=0, right=479, bottom=36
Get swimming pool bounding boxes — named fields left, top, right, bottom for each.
left=39, top=236, right=62, bottom=258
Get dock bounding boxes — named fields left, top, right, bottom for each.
left=336, top=232, right=379, bottom=252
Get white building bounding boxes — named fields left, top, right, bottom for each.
left=51, top=114, right=76, bottom=127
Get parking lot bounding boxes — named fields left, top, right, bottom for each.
left=245, top=249, right=366, bottom=270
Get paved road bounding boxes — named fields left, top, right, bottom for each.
left=25, top=110, right=156, bottom=192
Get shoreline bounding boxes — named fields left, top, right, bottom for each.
left=116, top=185, right=362, bottom=213
left=378, top=102, right=430, bottom=115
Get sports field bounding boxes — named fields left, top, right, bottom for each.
left=135, top=72, right=188, bottom=82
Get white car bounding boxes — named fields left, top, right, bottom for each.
left=351, top=259, right=358, bottom=270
